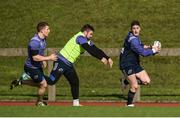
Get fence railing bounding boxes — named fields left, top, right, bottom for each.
left=1, top=48, right=180, bottom=101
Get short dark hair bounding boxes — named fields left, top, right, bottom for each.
left=131, top=20, right=140, bottom=28
left=37, top=22, right=49, bottom=32
left=81, top=24, right=94, bottom=32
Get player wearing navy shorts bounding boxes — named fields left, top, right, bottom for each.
left=119, top=20, right=161, bottom=107
left=10, top=22, right=57, bottom=106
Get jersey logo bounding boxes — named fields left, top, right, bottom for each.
left=127, top=69, right=133, bottom=75
left=40, top=42, right=44, bottom=48
left=58, top=68, right=64, bottom=73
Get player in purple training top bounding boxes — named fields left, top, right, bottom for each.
left=10, top=22, right=57, bottom=106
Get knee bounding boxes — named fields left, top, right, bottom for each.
left=146, top=79, right=150, bottom=84
left=46, top=75, right=58, bottom=85
left=43, top=83, right=47, bottom=88
left=131, top=84, right=138, bottom=91
left=40, top=81, right=47, bottom=88
left=143, top=79, right=150, bottom=85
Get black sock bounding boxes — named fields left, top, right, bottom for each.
left=37, top=95, right=43, bottom=102
left=124, top=79, right=129, bottom=85
left=127, top=90, right=136, bottom=105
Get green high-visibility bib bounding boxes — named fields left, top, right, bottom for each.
left=60, top=32, right=87, bottom=63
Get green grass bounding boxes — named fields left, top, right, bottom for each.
left=0, top=0, right=179, bottom=101
left=0, top=0, right=179, bottom=48
left=1, top=56, right=180, bottom=101
left=0, top=106, right=180, bottom=117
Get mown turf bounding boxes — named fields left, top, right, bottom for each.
left=0, top=0, right=179, bottom=48
left=0, top=56, right=180, bottom=101
left=0, top=106, right=179, bottom=117
left=0, top=0, right=180, bottom=102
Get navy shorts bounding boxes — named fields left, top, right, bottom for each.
left=121, top=65, right=144, bottom=76
left=24, top=66, right=45, bottom=83
left=48, top=58, right=76, bottom=85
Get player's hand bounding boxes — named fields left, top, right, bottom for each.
left=152, top=46, right=161, bottom=53
left=108, top=58, right=113, bottom=68
left=101, top=57, right=108, bottom=65
left=49, top=53, right=58, bottom=61
left=144, top=45, right=152, bottom=49
left=42, top=61, right=47, bottom=68
left=152, top=41, right=161, bottom=53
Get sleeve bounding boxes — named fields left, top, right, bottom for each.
left=76, top=36, right=88, bottom=45
left=29, top=40, right=40, bottom=50
left=81, top=43, right=109, bottom=60
left=29, top=40, right=40, bottom=56
left=76, top=36, right=95, bottom=46
left=130, top=38, right=154, bottom=56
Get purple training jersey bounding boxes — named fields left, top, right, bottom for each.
left=25, top=34, right=46, bottom=68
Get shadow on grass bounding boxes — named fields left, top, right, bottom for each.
left=142, top=94, right=180, bottom=96
left=80, top=94, right=127, bottom=100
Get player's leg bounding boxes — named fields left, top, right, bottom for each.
left=136, top=70, right=151, bottom=85
left=23, top=67, right=48, bottom=106
left=21, top=80, right=39, bottom=87
left=126, top=74, right=138, bottom=107
left=63, top=67, right=81, bottom=106
left=120, top=72, right=129, bottom=97
left=122, top=66, right=139, bottom=107
left=36, top=78, right=48, bottom=106
left=47, top=61, right=63, bottom=85
left=10, top=72, right=31, bottom=89
left=120, top=70, right=129, bottom=89
left=32, top=72, right=48, bottom=106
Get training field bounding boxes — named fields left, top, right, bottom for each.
left=0, top=101, right=180, bottom=117
left=0, top=0, right=180, bottom=117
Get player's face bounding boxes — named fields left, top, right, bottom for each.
left=131, top=25, right=141, bottom=36
left=41, top=26, right=50, bottom=37
left=86, top=30, right=93, bottom=39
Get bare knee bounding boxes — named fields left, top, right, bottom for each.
left=40, top=80, right=47, bottom=88
left=146, top=79, right=150, bottom=84
left=130, top=84, right=138, bottom=92
left=143, top=79, right=150, bottom=85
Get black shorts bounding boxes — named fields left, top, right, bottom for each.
left=24, top=66, right=45, bottom=83
left=121, top=65, right=144, bottom=76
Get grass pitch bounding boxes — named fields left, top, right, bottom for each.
left=0, top=106, right=179, bottom=117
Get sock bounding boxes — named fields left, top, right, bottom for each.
left=124, top=79, right=129, bottom=85
left=37, top=95, right=43, bottom=102
left=127, top=90, right=136, bottom=105
left=73, top=99, right=79, bottom=106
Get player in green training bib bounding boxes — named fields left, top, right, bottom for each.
left=47, top=24, right=113, bottom=106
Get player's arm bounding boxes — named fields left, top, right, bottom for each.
left=32, top=54, right=57, bottom=61
left=42, top=61, right=47, bottom=68
left=29, top=40, right=57, bottom=61
left=81, top=43, right=113, bottom=67
left=81, top=43, right=109, bottom=60
left=76, top=36, right=109, bottom=59
left=130, top=38, right=156, bottom=56
left=76, top=36, right=113, bottom=67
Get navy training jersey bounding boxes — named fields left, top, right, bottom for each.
left=25, top=34, right=46, bottom=68
left=119, top=32, right=154, bottom=69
